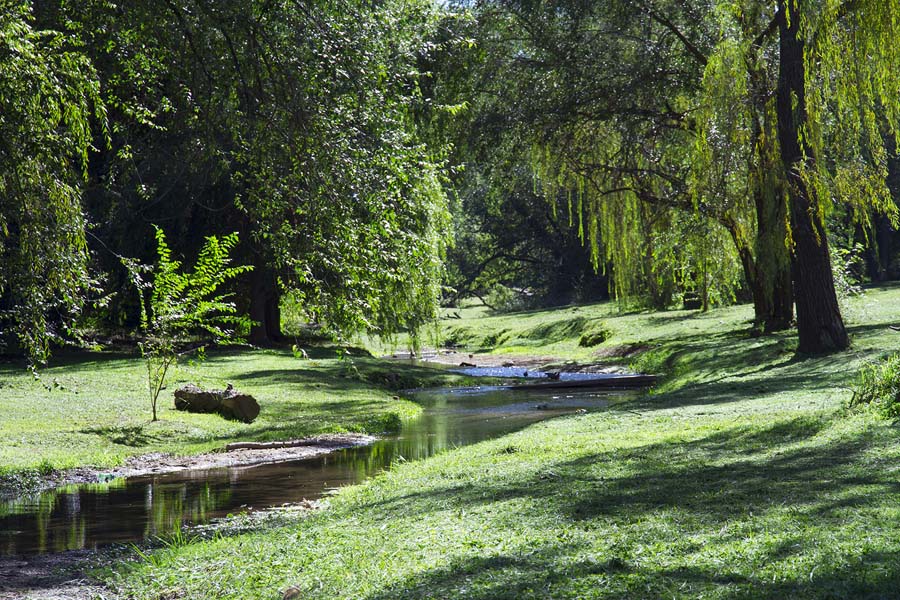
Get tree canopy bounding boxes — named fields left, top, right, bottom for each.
left=0, top=1, right=105, bottom=364
left=4, top=0, right=900, bottom=359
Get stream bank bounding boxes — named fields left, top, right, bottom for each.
left=109, top=291, right=900, bottom=599
left=1, top=381, right=636, bottom=557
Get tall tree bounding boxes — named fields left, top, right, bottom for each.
left=40, top=0, right=451, bottom=345
left=768, top=0, right=900, bottom=352
left=0, top=2, right=105, bottom=364
left=774, top=0, right=848, bottom=352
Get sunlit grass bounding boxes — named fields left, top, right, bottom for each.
left=0, top=347, right=466, bottom=478
left=105, top=286, right=900, bottom=599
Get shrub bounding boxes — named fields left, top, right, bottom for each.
left=578, top=323, right=611, bottom=347
left=123, top=227, right=252, bottom=421
left=484, top=284, right=528, bottom=313
left=851, top=353, right=900, bottom=418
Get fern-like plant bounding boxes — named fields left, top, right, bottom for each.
left=123, top=227, right=253, bottom=421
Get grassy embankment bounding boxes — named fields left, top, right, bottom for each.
left=108, top=285, right=900, bottom=599
left=0, top=345, right=464, bottom=487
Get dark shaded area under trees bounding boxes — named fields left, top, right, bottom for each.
left=4, top=0, right=900, bottom=359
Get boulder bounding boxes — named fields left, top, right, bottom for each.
left=173, top=384, right=260, bottom=423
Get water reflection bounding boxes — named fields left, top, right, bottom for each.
left=0, top=385, right=630, bottom=556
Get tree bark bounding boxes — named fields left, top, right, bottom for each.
left=743, top=40, right=794, bottom=332
left=248, top=259, right=282, bottom=345
left=752, top=171, right=794, bottom=331
left=775, top=1, right=849, bottom=353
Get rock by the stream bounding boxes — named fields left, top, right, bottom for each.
left=173, top=383, right=260, bottom=423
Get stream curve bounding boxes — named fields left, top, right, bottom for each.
left=0, top=379, right=636, bottom=556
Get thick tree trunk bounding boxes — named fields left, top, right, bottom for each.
left=744, top=49, right=794, bottom=332
left=248, top=261, right=282, bottom=345
left=752, top=178, right=794, bottom=331
left=776, top=2, right=849, bottom=353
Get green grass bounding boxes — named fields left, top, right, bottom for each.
left=0, top=345, right=466, bottom=481
left=102, top=285, right=900, bottom=599
left=368, top=297, right=770, bottom=365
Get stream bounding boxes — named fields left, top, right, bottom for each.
left=0, top=372, right=637, bottom=557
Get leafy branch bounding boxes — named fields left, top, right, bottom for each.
left=123, top=226, right=253, bottom=421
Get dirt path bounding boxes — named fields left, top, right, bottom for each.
left=0, top=551, right=115, bottom=600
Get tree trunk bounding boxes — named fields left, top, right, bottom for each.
left=873, top=131, right=900, bottom=280
left=725, top=196, right=792, bottom=334
left=248, top=260, right=282, bottom=345
left=752, top=176, right=794, bottom=332
left=746, top=49, right=794, bottom=332
left=775, top=1, right=849, bottom=353
left=726, top=222, right=766, bottom=323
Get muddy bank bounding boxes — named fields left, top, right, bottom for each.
left=1, top=433, right=374, bottom=501
left=0, top=549, right=115, bottom=600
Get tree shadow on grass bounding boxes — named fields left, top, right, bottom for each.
left=365, top=544, right=639, bottom=600
left=79, top=424, right=162, bottom=447
left=365, top=547, right=900, bottom=599
left=354, top=418, right=900, bottom=598
left=358, top=416, right=881, bottom=522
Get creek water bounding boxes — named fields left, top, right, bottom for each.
left=0, top=375, right=635, bottom=556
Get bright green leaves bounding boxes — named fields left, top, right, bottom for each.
left=0, top=2, right=106, bottom=365
left=803, top=0, right=900, bottom=231
left=124, top=226, right=252, bottom=421
left=228, top=0, right=451, bottom=343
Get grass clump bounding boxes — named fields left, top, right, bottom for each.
left=577, top=322, right=611, bottom=347
left=851, top=352, right=900, bottom=418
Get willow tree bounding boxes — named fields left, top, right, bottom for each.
left=0, top=3, right=105, bottom=364
left=450, top=0, right=743, bottom=310
left=763, top=0, right=900, bottom=353
left=692, top=4, right=794, bottom=331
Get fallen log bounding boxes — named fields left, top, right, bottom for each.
left=174, top=384, right=260, bottom=423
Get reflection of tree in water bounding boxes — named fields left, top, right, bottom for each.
left=144, top=482, right=233, bottom=539
left=0, top=480, right=125, bottom=554
left=1, top=387, right=623, bottom=556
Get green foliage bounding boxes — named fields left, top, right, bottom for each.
left=452, top=1, right=749, bottom=312
left=30, top=0, right=451, bottom=347
left=851, top=353, right=900, bottom=418
left=829, top=243, right=865, bottom=313
left=578, top=323, right=611, bottom=347
left=124, top=227, right=252, bottom=421
left=804, top=0, right=900, bottom=230
left=0, top=2, right=106, bottom=365
left=484, top=284, right=527, bottom=313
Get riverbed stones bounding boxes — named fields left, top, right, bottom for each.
left=173, top=383, right=260, bottom=423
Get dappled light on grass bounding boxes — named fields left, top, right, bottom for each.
left=107, top=287, right=900, bottom=599
left=108, top=405, right=900, bottom=599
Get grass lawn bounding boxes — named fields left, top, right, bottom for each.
left=0, top=345, right=464, bottom=482
left=104, top=285, right=900, bottom=599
